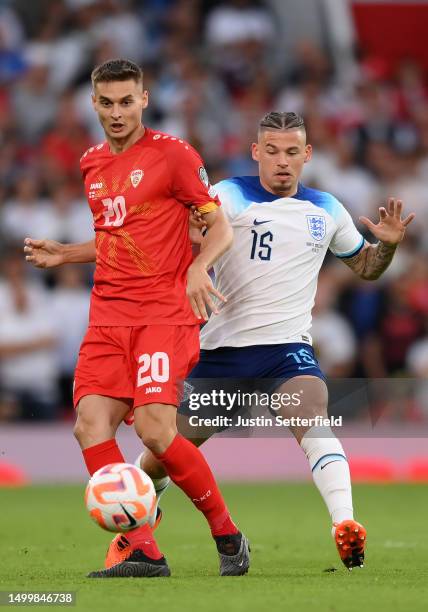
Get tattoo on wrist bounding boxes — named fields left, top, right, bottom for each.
left=345, top=241, right=397, bottom=280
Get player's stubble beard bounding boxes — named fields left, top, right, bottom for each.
left=263, top=171, right=299, bottom=198
left=93, top=83, right=148, bottom=154
left=106, top=122, right=145, bottom=152
left=254, top=129, right=311, bottom=198
left=100, top=112, right=145, bottom=154
left=270, top=178, right=297, bottom=198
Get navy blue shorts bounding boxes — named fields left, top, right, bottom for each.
left=189, top=343, right=325, bottom=381
left=178, top=343, right=326, bottom=425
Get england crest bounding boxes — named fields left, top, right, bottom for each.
left=306, top=215, right=326, bottom=242
left=130, top=169, right=144, bottom=188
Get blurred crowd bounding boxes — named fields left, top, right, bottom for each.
left=1, top=0, right=428, bottom=422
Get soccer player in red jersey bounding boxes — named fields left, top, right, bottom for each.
left=24, top=59, right=250, bottom=578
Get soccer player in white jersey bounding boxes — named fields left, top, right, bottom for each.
left=25, top=111, right=414, bottom=570
left=136, top=111, right=415, bottom=570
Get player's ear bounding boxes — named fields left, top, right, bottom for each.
left=91, top=92, right=97, bottom=109
left=251, top=143, right=259, bottom=162
left=304, top=144, right=312, bottom=163
left=142, top=90, right=149, bottom=110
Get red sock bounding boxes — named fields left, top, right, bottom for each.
left=155, top=434, right=238, bottom=537
left=124, top=524, right=162, bottom=559
left=82, top=439, right=162, bottom=560
left=82, top=439, right=125, bottom=476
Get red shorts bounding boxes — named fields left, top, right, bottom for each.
left=74, top=325, right=200, bottom=424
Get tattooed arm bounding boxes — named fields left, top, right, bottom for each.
left=343, top=240, right=397, bottom=280
left=343, top=198, right=415, bottom=280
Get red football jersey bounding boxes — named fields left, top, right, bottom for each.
left=80, top=128, right=219, bottom=326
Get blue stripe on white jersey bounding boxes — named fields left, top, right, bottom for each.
left=216, top=176, right=364, bottom=258
left=216, top=176, right=346, bottom=219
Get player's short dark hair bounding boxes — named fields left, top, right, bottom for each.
left=91, top=58, right=143, bottom=89
left=258, top=112, right=305, bottom=134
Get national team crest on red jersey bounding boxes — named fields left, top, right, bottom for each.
left=130, top=169, right=144, bottom=188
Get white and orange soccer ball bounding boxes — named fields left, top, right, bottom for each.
left=85, top=463, right=156, bottom=532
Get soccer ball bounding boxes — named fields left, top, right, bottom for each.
left=85, top=463, right=156, bottom=532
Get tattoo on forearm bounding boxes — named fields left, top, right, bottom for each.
left=344, top=241, right=397, bottom=280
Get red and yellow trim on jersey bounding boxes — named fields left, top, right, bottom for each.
left=196, top=201, right=219, bottom=214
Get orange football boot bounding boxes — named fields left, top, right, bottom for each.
left=333, top=519, right=367, bottom=570
left=105, top=508, right=163, bottom=569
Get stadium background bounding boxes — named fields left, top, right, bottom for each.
left=1, top=0, right=428, bottom=485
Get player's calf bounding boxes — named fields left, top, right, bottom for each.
left=135, top=406, right=249, bottom=575
left=300, top=426, right=354, bottom=525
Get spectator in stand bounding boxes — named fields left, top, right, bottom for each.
left=0, top=245, right=58, bottom=420
left=204, top=0, right=277, bottom=93
left=48, top=180, right=94, bottom=244
left=372, top=276, right=424, bottom=377
left=51, top=265, right=90, bottom=414
left=311, top=270, right=357, bottom=377
left=40, top=95, right=91, bottom=180
left=314, top=134, right=377, bottom=220
left=10, top=48, right=58, bottom=143
left=406, top=323, right=428, bottom=420
left=153, top=53, right=232, bottom=165
left=1, top=173, right=59, bottom=241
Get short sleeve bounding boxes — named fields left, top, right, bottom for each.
left=211, top=180, right=240, bottom=221
left=169, top=144, right=220, bottom=212
left=329, top=202, right=364, bottom=258
left=79, top=156, right=87, bottom=181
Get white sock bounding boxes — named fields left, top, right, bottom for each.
left=148, top=476, right=170, bottom=528
left=151, top=475, right=171, bottom=500
left=300, top=426, right=353, bottom=526
left=134, top=452, right=171, bottom=527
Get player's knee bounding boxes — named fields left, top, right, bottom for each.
left=136, top=413, right=176, bottom=454
left=134, top=404, right=177, bottom=453
left=139, top=432, right=162, bottom=454
left=139, top=429, right=174, bottom=455
left=137, top=418, right=176, bottom=453
left=73, top=416, right=100, bottom=444
left=73, top=406, right=116, bottom=444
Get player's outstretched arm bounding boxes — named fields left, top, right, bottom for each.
left=24, top=238, right=96, bottom=268
left=344, top=198, right=415, bottom=280
left=186, top=208, right=233, bottom=320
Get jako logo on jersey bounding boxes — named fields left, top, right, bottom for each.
left=145, top=386, right=161, bottom=394
left=90, top=182, right=103, bottom=189
left=131, top=169, right=144, bottom=188
left=306, top=215, right=326, bottom=241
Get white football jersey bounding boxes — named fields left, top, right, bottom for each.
left=200, top=176, right=364, bottom=349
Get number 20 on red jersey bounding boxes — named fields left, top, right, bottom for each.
left=102, top=196, right=127, bottom=227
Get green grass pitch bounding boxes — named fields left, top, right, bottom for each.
left=2, top=482, right=428, bottom=612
